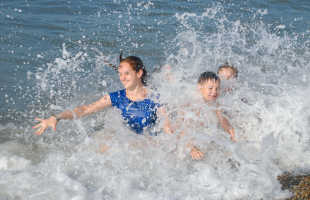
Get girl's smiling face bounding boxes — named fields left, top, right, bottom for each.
left=118, top=61, right=143, bottom=90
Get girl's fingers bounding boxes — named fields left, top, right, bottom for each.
left=32, top=123, right=41, bottom=129
left=35, top=128, right=42, bottom=135
left=34, top=117, right=44, bottom=122
left=33, top=121, right=47, bottom=135
left=38, top=126, right=47, bottom=135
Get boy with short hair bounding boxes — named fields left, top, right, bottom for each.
left=180, top=71, right=236, bottom=160
left=198, top=71, right=235, bottom=139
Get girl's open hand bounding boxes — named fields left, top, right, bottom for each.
left=32, top=117, right=57, bottom=135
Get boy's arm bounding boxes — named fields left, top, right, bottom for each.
left=216, top=110, right=236, bottom=142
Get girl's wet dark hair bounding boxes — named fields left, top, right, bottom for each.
left=198, top=71, right=220, bottom=84
left=120, top=55, right=147, bottom=86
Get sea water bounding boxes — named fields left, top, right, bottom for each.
left=0, top=0, right=310, bottom=199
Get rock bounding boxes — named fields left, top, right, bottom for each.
left=278, top=172, right=310, bottom=200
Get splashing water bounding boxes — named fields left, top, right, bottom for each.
left=1, top=1, right=310, bottom=200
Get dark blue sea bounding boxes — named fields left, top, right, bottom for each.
left=1, top=0, right=310, bottom=199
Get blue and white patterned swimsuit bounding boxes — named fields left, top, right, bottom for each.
left=109, top=89, right=160, bottom=134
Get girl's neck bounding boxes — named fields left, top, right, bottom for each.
left=126, top=83, right=147, bottom=101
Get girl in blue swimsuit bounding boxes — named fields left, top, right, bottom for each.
left=33, top=56, right=173, bottom=135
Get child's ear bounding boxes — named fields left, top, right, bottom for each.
left=197, top=84, right=202, bottom=91
left=137, top=69, right=143, bottom=78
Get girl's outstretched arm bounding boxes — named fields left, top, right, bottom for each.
left=33, top=94, right=112, bottom=135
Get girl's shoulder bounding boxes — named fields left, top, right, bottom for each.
left=109, top=89, right=127, bottom=107
left=109, top=89, right=126, bottom=96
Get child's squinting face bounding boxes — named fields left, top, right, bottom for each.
left=199, top=79, right=220, bottom=102
left=218, top=68, right=235, bottom=80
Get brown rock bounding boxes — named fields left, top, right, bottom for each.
left=278, top=172, right=310, bottom=200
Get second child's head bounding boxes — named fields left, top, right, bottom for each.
left=217, top=63, right=238, bottom=80
left=197, top=71, right=220, bottom=102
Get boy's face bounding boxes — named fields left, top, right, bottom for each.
left=198, top=79, right=220, bottom=102
left=218, top=68, right=235, bottom=80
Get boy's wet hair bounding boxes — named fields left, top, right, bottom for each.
left=198, top=71, right=220, bottom=84
left=120, top=55, right=148, bottom=86
left=218, top=63, right=238, bottom=78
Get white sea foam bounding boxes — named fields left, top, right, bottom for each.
left=1, top=3, right=310, bottom=200
left=0, top=141, right=31, bottom=171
